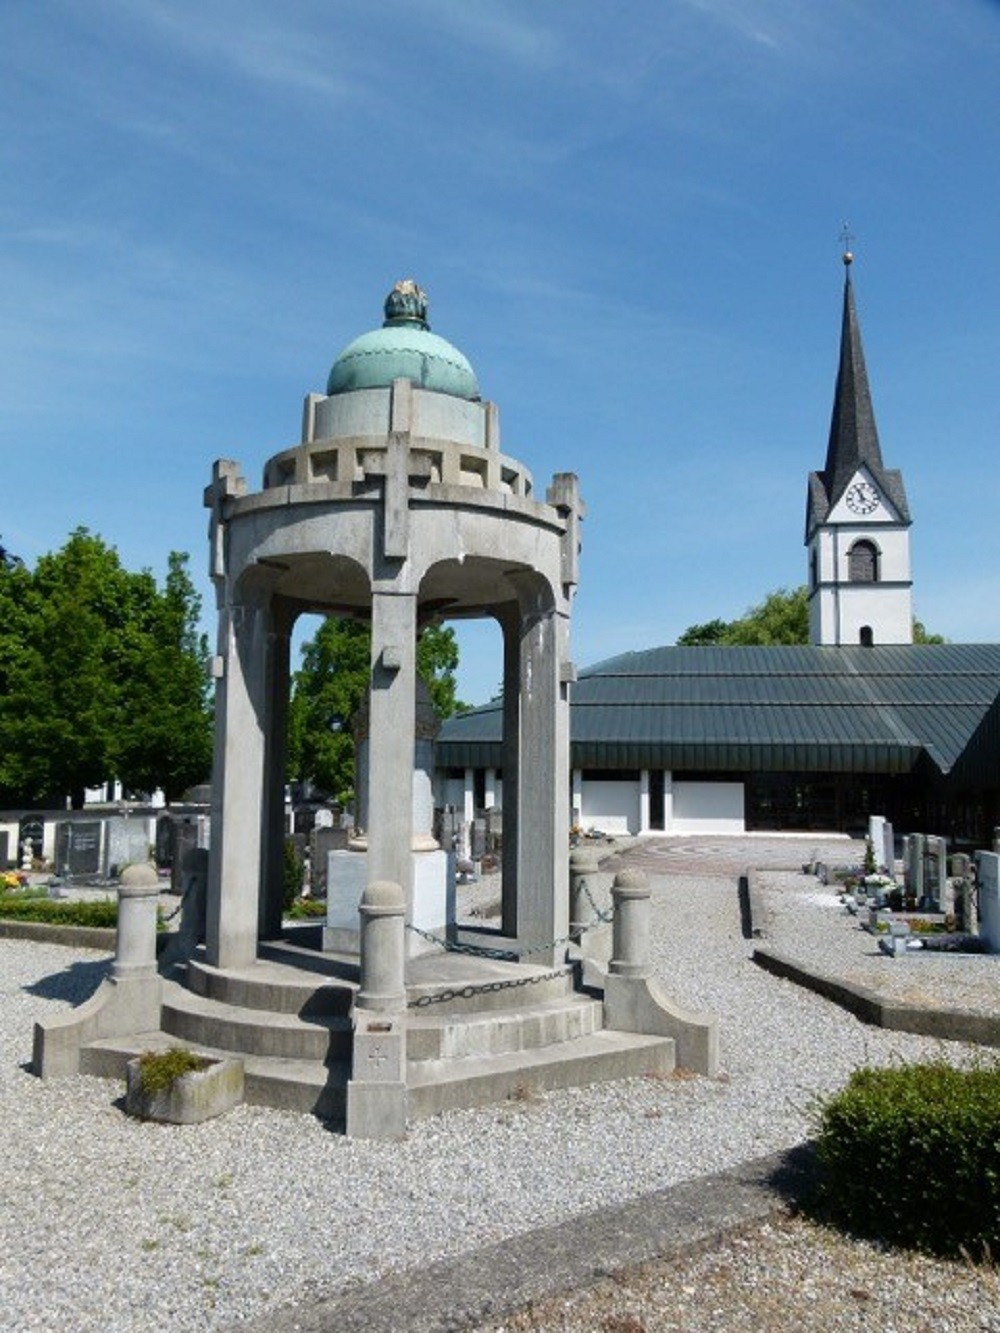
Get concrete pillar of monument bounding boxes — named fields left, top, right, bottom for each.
left=366, top=589, right=417, bottom=903
left=512, top=575, right=569, bottom=961
left=206, top=588, right=270, bottom=969
left=260, top=603, right=293, bottom=940
left=499, top=604, right=521, bottom=939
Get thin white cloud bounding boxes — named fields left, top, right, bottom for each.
left=102, top=0, right=358, bottom=103
left=408, top=0, right=558, bottom=68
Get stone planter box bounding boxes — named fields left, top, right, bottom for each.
left=125, top=1053, right=244, bottom=1124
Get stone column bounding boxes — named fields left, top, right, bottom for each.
left=484, top=768, right=497, bottom=810
left=260, top=602, right=293, bottom=940
left=639, top=771, right=650, bottom=834
left=462, top=768, right=475, bottom=824
left=206, top=587, right=270, bottom=969
left=512, top=577, right=569, bottom=961
left=609, top=869, right=651, bottom=978
left=499, top=604, right=521, bottom=938
left=366, top=589, right=417, bottom=905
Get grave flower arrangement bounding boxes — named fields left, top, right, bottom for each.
left=1, top=871, right=28, bottom=893
left=864, top=874, right=895, bottom=894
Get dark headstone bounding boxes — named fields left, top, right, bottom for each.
left=0, top=830, right=8, bottom=870
left=56, top=820, right=103, bottom=878
left=169, top=815, right=210, bottom=894
left=155, top=814, right=175, bottom=868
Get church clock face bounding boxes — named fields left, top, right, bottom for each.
left=845, top=480, right=880, bottom=515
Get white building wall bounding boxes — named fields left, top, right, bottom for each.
left=671, top=782, right=745, bottom=834
left=579, top=779, right=640, bottom=835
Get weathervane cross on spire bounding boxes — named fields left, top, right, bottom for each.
left=839, top=221, right=855, bottom=266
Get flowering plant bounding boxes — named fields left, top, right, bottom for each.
left=1, top=871, right=28, bottom=893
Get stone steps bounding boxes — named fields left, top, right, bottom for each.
left=406, top=1030, right=676, bottom=1118
left=407, top=995, right=603, bottom=1060
left=185, top=957, right=356, bottom=1017
left=162, top=979, right=353, bottom=1062
left=73, top=947, right=678, bottom=1129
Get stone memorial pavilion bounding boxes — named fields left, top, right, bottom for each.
left=34, top=280, right=716, bottom=1136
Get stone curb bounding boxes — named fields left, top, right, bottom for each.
left=228, top=1145, right=814, bottom=1333
left=0, top=919, right=116, bottom=950
left=745, top=864, right=1000, bottom=1049
left=752, top=945, right=1000, bottom=1047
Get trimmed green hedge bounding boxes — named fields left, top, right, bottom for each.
left=815, top=1059, right=1000, bottom=1258
left=0, top=893, right=120, bottom=928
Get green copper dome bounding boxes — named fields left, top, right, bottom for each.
left=327, top=279, right=480, bottom=400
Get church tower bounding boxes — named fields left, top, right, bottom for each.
left=806, top=250, right=913, bottom=645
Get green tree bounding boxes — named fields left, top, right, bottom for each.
left=678, top=586, right=944, bottom=647
left=0, top=530, right=212, bottom=808
left=913, top=619, right=946, bottom=645
left=287, top=617, right=465, bottom=804
left=114, top=552, right=214, bottom=801
left=678, top=587, right=809, bottom=646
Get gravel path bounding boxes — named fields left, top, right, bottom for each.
left=1, top=836, right=997, bottom=1331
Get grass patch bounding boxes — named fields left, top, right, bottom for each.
left=136, top=1047, right=210, bottom=1095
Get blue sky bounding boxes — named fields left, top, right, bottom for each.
left=3, top=1, right=999, bottom=705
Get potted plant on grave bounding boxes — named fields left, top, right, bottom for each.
left=125, top=1046, right=244, bottom=1124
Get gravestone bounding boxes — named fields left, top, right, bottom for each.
left=104, top=817, right=151, bottom=877
left=0, top=830, right=8, bottom=870
left=55, top=820, right=103, bottom=878
left=904, top=833, right=925, bottom=901
left=868, top=815, right=886, bottom=869
left=155, top=814, right=174, bottom=868
left=471, top=817, right=487, bottom=862
left=924, top=836, right=947, bottom=909
left=169, top=815, right=211, bottom=894
left=977, top=851, right=1000, bottom=953
left=310, top=824, right=349, bottom=897
left=882, top=820, right=894, bottom=876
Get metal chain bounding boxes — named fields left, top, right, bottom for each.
left=160, top=874, right=196, bottom=924
left=408, top=967, right=567, bottom=1010
left=403, top=875, right=614, bottom=977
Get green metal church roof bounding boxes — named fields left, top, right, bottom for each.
left=437, top=644, right=1000, bottom=784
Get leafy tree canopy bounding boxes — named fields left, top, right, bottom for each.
left=678, top=586, right=944, bottom=646
left=287, top=618, right=465, bottom=806
left=0, top=530, right=212, bottom=808
left=678, top=586, right=810, bottom=645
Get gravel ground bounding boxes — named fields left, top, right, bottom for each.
left=476, top=1213, right=1000, bottom=1332
left=2, top=835, right=997, bottom=1331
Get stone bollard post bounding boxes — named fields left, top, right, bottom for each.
left=609, top=869, right=651, bottom=979
left=33, top=862, right=164, bottom=1079
left=115, top=864, right=161, bottom=980
left=348, top=879, right=408, bottom=1138
left=356, top=880, right=406, bottom=1012
left=569, top=849, right=600, bottom=939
